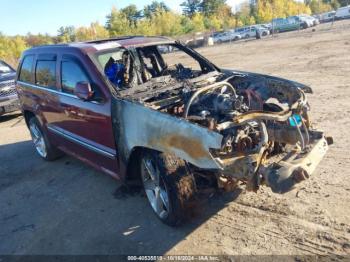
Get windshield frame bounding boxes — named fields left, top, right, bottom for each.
left=90, top=42, right=221, bottom=93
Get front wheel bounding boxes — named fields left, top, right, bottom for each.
left=28, top=117, right=63, bottom=161
left=140, top=151, right=196, bottom=226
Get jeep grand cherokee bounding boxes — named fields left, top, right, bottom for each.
left=16, top=36, right=332, bottom=226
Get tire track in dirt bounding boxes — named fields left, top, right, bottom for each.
left=208, top=200, right=350, bottom=255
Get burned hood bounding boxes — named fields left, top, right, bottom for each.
left=221, top=68, right=313, bottom=94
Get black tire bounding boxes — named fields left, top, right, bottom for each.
left=140, top=150, right=197, bottom=226
left=28, top=117, right=64, bottom=161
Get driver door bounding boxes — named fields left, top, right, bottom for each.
left=48, top=54, right=119, bottom=177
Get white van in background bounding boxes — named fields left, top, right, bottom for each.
left=316, top=11, right=336, bottom=23
left=335, top=5, right=350, bottom=20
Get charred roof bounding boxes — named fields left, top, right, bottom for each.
left=24, top=36, right=174, bottom=55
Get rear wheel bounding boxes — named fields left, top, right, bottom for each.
left=28, top=117, right=63, bottom=161
left=140, top=151, right=196, bottom=226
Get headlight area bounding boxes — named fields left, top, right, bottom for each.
left=208, top=110, right=333, bottom=194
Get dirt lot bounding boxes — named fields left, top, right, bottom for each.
left=1, top=20, right=350, bottom=256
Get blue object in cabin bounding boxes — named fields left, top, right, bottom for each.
left=105, top=63, right=125, bottom=88
left=289, top=114, right=302, bottom=127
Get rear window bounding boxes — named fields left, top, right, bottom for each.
left=35, top=60, right=56, bottom=89
left=19, top=56, right=34, bottom=83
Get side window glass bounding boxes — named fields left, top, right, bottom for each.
left=61, top=60, right=89, bottom=94
left=19, top=56, right=34, bottom=83
left=35, top=60, right=56, bottom=89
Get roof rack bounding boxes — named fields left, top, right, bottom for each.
left=30, top=43, right=69, bottom=49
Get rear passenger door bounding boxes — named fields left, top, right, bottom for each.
left=34, top=54, right=63, bottom=128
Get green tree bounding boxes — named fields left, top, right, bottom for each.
left=0, top=33, right=27, bottom=66
left=75, top=22, right=109, bottom=41
left=106, top=7, right=132, bottom=36
left=307, top=0, right=333, bottom=13
left=191, top=13, right=206, bottom=31
left=151, top=11, right=184, bottom=36
left=25, top=33, right=53, bottom=46
left=120, top=4, right=142, bottom=27
left=200, top=0, right=226, bottom=16
left=57, top=26, right=76, bottom=43
left=337, top=0, right=350, bottom=6
left=181, top=0, right=202, bottom=17
left=143, top=1, right=170, bottom=18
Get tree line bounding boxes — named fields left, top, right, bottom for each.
left=0, top=0, right=348, bottom=66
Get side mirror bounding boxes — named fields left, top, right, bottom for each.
left=74, top=81, right=94, bottom=101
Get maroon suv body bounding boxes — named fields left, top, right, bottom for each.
left=16, top=36, right=331, bottom=226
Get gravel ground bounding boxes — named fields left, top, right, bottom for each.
left=0, top=20, right=350, bottom=257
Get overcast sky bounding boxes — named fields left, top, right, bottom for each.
left=0, top=0, right=247, bottom=36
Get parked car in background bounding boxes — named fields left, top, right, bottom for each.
left=335, top=5, right=350, bottom=20
left=299, top=14, right=319, bottom=26
left=272, top=16, right=307, bottom=33
left=297, top=15, right=314, bottom=28
left=253, top=25, right=270, bottom=37
left=212, top=31, right=241, bottom=43
left=235, top=26, right=257, bottom=39
left=316, top=11, right=336, bottom=23
left=185, top=36, right=206, bottom=48
left=0, top=60, right=20, bottom=116
left=259, top=23, right=272, bottom=32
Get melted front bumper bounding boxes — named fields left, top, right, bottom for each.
left=262, top=131, right=331, bottom=193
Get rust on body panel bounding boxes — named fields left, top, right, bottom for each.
left=114, top=99, right=224, bottom=171
left=149, top=134, right=209, bottom=160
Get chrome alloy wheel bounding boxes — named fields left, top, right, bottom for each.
left=141, top=156, right=170, bottom=219
left=29, top=122, right=47, bottom=158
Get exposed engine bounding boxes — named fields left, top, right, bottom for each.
left=184, top=85, right=261, bottom=157
left=131, top=73, right=304, bottom=161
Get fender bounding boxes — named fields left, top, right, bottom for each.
left=112, top=98, right=223, bottom=178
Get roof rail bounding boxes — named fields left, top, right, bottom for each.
left=85, top=36, right=144, bottom=44
left=30, top=43, right=69, bottom=49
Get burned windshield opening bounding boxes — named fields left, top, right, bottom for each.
left=136, top=44, right=206, bottom=83
left=95, top=43, right=217, bottom=91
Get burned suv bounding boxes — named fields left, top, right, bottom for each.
left=16, top=37, right=332, bottom=226
left=0, top=60, right=19, bottom=116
